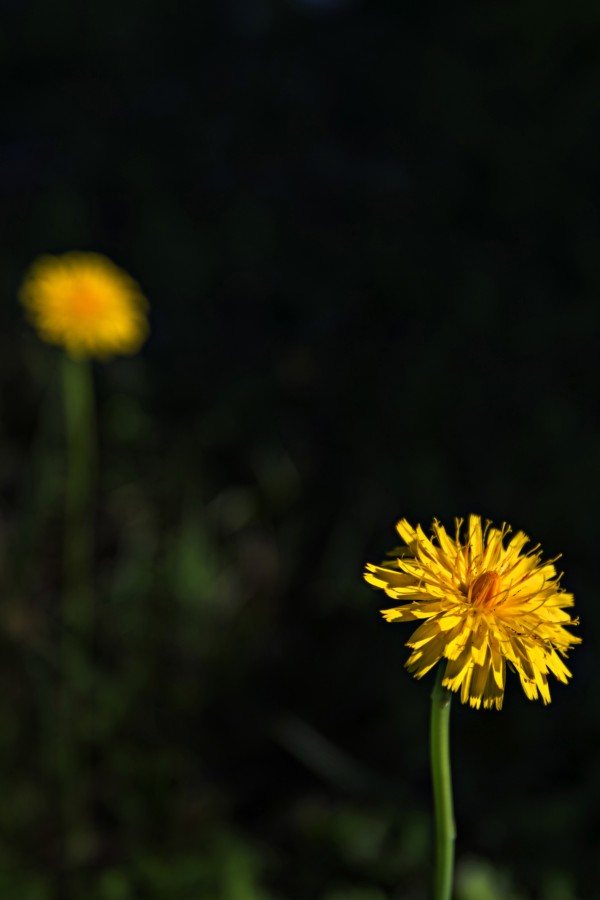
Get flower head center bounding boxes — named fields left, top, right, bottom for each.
left=469, top=570, right=502, bottom=608
left=67, top=281, right=106, bottom=321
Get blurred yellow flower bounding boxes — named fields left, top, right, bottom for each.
left=20, top=252, right=149, bottom=359
left=365, top=515, right=580, bottom=709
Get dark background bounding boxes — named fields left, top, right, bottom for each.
left=1, top=0, right=598, bottom=897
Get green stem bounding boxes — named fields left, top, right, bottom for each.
left=62, top=354, right=95, bottom=638
left=61, top=353, right=97, bottom=872
left=430, top=663, right=456, bottom=900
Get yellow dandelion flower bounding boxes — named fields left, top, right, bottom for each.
left=365, top=515, right=580, bottom=710
left=20, top=252, right=149, bottom=359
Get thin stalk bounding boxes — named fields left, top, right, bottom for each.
left=62, top=355, right=95, bottom=640
left=61, top=353, right=97, bottom=873
left=430, top=663, right=456, bottom=900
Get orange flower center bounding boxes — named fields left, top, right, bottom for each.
left=469, top=571, right=502, bottom=608
left=67, top=282, right=105, bottom=321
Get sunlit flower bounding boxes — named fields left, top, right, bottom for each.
left=365, top=516, right=580, bottom=709
left=20, top=252, right=148, bottom=359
